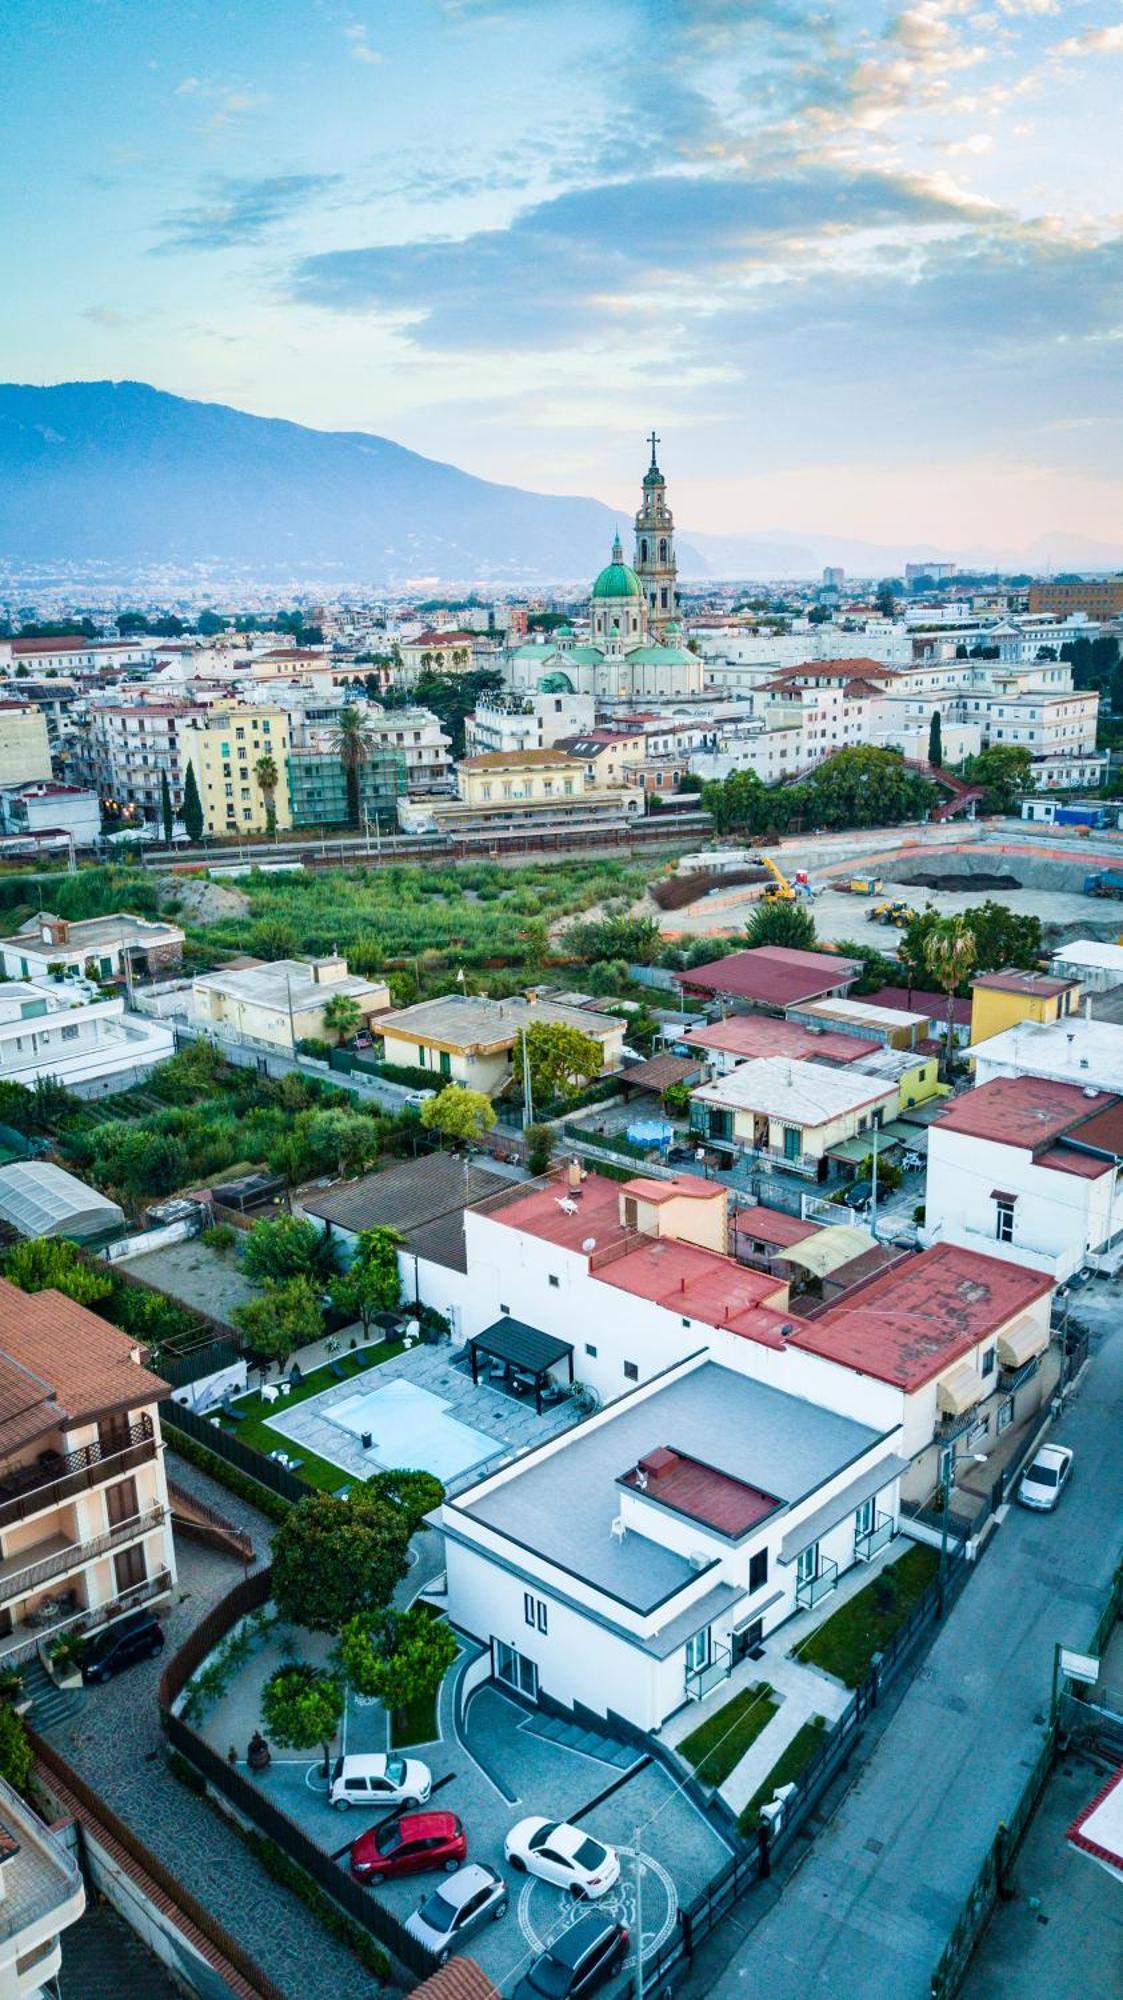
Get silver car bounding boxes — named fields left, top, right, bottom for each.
left=1018, top=1443, right=1074, bottom=1511
left=405, top=1862, right=508, bottom=1964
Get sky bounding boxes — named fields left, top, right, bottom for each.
left=3, top=0, right=1122, bottom=555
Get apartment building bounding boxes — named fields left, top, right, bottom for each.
left=0, top=705, right=51, bottom=788
left=0, top=635, right=150, bottom=676
left=1028, top=581, right=1123, bottom=619
left=182, top=704, right=293, bottom=835
left=83, top=702, right=194, bottom=820
left=0, top=1777, right=85, bottom=1994
left=452, top=748, right=640, bottom=818
left=465, top=692, right=596, bottom=758
left=0, top=979, right=175, bottom=1098
left=0, top=782, right=100, bottom=849
left=0, top=1279, right=176, bottom=1670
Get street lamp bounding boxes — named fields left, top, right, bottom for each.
left=937, top=1439, right=988, bottom=1616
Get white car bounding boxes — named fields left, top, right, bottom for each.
left=504, top=1817, right=620, bottom=1899
left=329, top=1752, right=432, bottom=1810
left=1018, top=1443, right=1074, bottom=1512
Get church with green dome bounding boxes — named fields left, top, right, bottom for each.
left=505, top=437, right=703, bottom=702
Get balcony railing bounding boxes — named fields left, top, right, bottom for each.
left=685, top=1639, right=733, bottom=1702
left=854, top=1511, right=894, bottom=1563
left=0, top=1566, right=174, bottom=1668
left=0, top=1416, right=157, bottom=1531
left=998, top=1354, right=1041, bottom=1395
left=0, top=1507, right=168, bottom=1606
left=796, top=1556, right=839, bottom=1610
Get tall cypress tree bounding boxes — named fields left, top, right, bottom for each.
left=160, top=769, right=174, bottom=844
left=928, top=709, right=943, bottom=769
left=182, top=762, right=204, bottom=842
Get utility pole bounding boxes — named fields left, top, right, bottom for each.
left=632, top=1828, right=644, bottom=2000
left=522, top=1030, right=534, bottom=1130
left=869, top=1124, right=879, bottom=1234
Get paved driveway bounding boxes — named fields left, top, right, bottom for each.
left=699, top=1286, right=1123, bottom=2000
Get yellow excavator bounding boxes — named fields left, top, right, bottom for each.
left=754, top=854, right=812, bottom=903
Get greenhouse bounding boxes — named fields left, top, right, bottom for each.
left=0, top=1161, right=125, bottom=1244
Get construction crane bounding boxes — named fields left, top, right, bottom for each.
left=753, top=854, right=812, bottom=903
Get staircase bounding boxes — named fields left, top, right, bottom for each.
left=520, top=1710, right=638, bottom=1770
left=168, top=1481, right=255, bottom=1564
left=902, top=759, right=984, bottom=820
left=20, top=1656, right=82, bottom=1731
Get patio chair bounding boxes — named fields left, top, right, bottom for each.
left=329, top=1359, right=349, bottom=1381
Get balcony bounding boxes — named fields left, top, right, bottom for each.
left=685, top=1638, right=733, bottom=1702
left=0, top=1566, right=174, bottom=1668
left=0, top=1417, right=158, bottom=1532
left=0, top=1507, right=168, bottom=1607
left=854, top=1511, right=894, bottom=1563
left=796, top=1556, right=839, bottom=1610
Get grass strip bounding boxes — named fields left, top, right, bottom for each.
left=678, top=1681, right=777, bottom=1789
left=793, top=1542, right=939, bottom=1688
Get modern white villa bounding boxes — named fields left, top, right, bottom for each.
left=0, top=979, right=174, bottom=1097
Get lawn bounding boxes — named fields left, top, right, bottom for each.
left=737, top=1716, right=828, bottom=1835
left=794, top=1542, right=940, bottom=1688
left=212, top=1340, right=405, bottom=1493
left=678, top=1682, right=778, bottom=1790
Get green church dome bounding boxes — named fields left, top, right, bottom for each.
left=592, top=533, right=642, bottom=600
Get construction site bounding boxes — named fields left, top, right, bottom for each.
left=653, top=820, right=1123, bottom=957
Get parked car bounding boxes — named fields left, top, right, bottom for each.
left=404, top=1862, right=508, bottom=1964
left=513, top=1912, right=629, bottom=1998
left=329, top=1753, right=431, bottom=1810
left=402, top=1088, right=436, bottom=1109
left=351, top=1031, right=374, bottom=1050
left=350, top=1810, right=466, bottom=1884
left=504, top=1818, right=620, bottom=1899
left=81, top=1611, right=164, bottom=1684
left=1017, top=1443, right=1074, bottom=1511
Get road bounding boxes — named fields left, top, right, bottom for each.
left=704, top=1295, right=1123, bottom=2000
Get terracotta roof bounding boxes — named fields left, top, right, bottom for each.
left=0, top=1351, right=64, bottom=1457
left=735, top=1204, right=818, bottom=1248
left=619, top=1053, right=704, bottom=1093
left=624, top=1173, right=724, bottom=1204
left=680, top=946, right=861, bottom=1008
left=773, top=657, right=899, bottom=680
left=864, top=985, right=972, bottom=1028
left=789, top=1243, right=1054, bottom=1389
left=973, top=971, right=1077, bottom=998
left=458, top=748, right=584, bottom=769
left=933, top=1076, right=1119, bottom=1150
left=621, top=1447, right=778, bottom=1537
left=600, top=1234, right=787, bottom=1334
left=412, top=1959, right=501, bottom=2000
left=0, top=1280, right=169, bottom=1426
left=1054, top=1099, right=1123, bottom=1157
left=685, top=1015, right=878, bottom=1065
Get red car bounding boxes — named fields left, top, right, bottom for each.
left=350, top=1811, right=467, bottom=1885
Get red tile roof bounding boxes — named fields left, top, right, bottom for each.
left=0, top=1280, right=169, bottom=1426
left=773, top=657, right=899, bottom=680
left=864, top=985, right=972, bottom=1028
left=599, top=1235, right=787, bottom=1335
left=1057, top=1099, right=1123, bottom=1156
left=790, top=1243, right=1053, bottom=1389
left=680, top=947, right=861, bottom=1008
left=734, top=1205, right=818, bottom=1248
left=621, top=1448, right=778, bottom=1536
left=624, top=1173, right=724, bottom=1204
left=933, top=1076, right=1118, bottom=1150
left=686, top=1015, right=878, bottom=1065
left=973, top=971, right=1077, bottom=998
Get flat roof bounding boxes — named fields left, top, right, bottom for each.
left=693, top=1056, right=895, bottom=1124
left=378, top=992, right=620, bottom=1052
left=599, top=1234, right=787, bottom=1336
left=193, top=960, right=386, bottom=1012
left=460, top=1360, right=887, bottom=1610
left=679, top=946, right=860, bottom=1008
left=863, top=985, right=972, bottom=1027
left=734, top=1204, right=818, bottom=1249
left=684, top=1015, right=877, bottom=1065
left=800, top=997, right=934, bottom=1033
left=790, top=1243, right=1054, bottom=1389
left=973, top=971, right=1078, bottom=998
left=484, top=1171, right=632, bottom=1257
left=620, top=1447, right=778, bottom=1538
left=1051, top=940, right=1123, bottom=972
left=971, top=1017, right=1123, bottom=1093
left=11, top=911, right=184, bottom=951
left=1067, top=1765, right=1123, bottom=1884
left=933, top=1076, right=1120, bottom=1151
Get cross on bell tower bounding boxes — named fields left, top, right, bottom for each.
left=633, top=431, right=676, bottom=638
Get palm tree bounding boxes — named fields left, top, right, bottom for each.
left=924, top=916, right=976, bottom=1077
left=322, top=992, right=363, bottom=1046
left=330, top=705, right=376, bottom=826
left=255, top=753, right=279, bottom=836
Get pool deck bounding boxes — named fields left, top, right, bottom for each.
left=260, top=1341, right=582, bottom=1490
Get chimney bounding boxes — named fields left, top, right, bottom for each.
left=567, top=1157, right=583, bottom=1191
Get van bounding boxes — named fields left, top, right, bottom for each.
left=81, top=1610, right=165, bottom=1684
left=402, top=1088, right=437, bottom=1109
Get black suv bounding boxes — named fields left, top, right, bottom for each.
left=515, top=1913, right=629, bottom=1998
left=81, top=1610, right=165, bottom=1684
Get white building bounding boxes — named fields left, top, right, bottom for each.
left=0, top=980, right=175, bottom=1098
left=924, top=1076, right=1123, bottom=1278
left=970, top=1014, right=1123, bottom=1095
left=189, top=956, right=390, bottom=1054
left=465, top=691, right=595, bottom=758
left=378, top=993, right=625, bottom=1096
left=1050, top=940, right=1123, bottom=994
left=0, top=1776, right=85, bottom=1994
left=0, top=781, right=101, bottom=849
left=0, top=912, right=184, bottom=984
left=81, top=701, right=195, bottom=820
left=0, top=703, right=52, bottom=787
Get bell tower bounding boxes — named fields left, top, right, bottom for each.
left=633, top=430, right=677, bottom=639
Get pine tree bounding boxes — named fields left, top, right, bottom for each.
left=160, top=768, right=174, bottom=844
left=928, top=710, right=943, bottom=769
left=182, top=761, right=204, bottom=842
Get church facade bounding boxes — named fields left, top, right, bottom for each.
left=505, top=439, right=704, bottom=702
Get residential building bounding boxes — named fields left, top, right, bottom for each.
left=0, top=782, right=100, bottom=849
left=286, top=745, right=405, bottom=828
left=862, top=986, right=972, bottom=1048
left=453, top=748, right=638, bottom=818
left=437, top=1351, right=908, bottom=1730
left=689, top=1058, right=897, bottom=1176
left=970, top=970, right=1080, bottom=1046
left=678, top=947, right=861, bottom=1016
left=81, top=702, right=195, bottom=821
left=377, top=993, right=626, bottom=1095
left=1028, top=581, right=1123, bottom=619
left=189, top=956, right=390, bottom=1053
left=0, top=703, right=52, bottom=789
left=0, top=980, right=175, bottom=1098
left=395, top=630, right=488, bottom=682
left=970, top=1014, right=1123, bottom=1095
left=786, top=996, right=936, bottom=1052
left=924, top=1076, right=1123, bottom=1278
left=0, top=911, right=183, bottom=985
left=182, top=704, right=293, bottom=835
left=465, top=692, right=596, bottom=758
left=0, top=634, right=150, bottom=675
left=1049, top=940, right=1123, bottom=994
left=0, top=1277, right=176, bottom=1670
left=0, top=1775, right=85, bottom=1993
left=681, top=1014, right=881, bottom=1076
left=369, top=708, right=453, bottom=796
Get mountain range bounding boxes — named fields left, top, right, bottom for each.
left=1, top=381, right=1119, bottom=586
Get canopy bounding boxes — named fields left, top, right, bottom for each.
left=468, top=1316, right=574, bottom=1415
left=782, top=1224, right=877, bottom=1279
left=936, top=1363, right=986, bottom=1417
left=997, top=1318, right=1048, bottom=1371
left=0, top=1161, right=124, bottom=1243
left=826, top=1132, right=902, bottom=1165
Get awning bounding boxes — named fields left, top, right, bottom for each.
left=990, top=1189, right=1017, bottom=1204
left=937, top=1363, right=986, bottom=1417
left=826, top=1134, right=888, bottom=1165
left=1067, top=1766, right=1123, bottom=1887
left=779, top=1455, right=910, bottom=1565
left=783, top=1223, right=877, bottom=1279
left=467, top=1316, right=574, bottom=1414
left=997, top=1317, right=1048, bottom=1371
left=878, top=1119, right=927, bottom=1151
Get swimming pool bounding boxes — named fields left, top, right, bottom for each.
left=326, top=1379, right=496, bottom=1483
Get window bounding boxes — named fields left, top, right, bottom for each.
left=796, top=1543, right=818, bottom=1589
left=748, top=1549, right=768, bottom=1592
left=114, top=1542, right=146, bottom=1593
left=854, top=1497, right=875, bottom=1541
left=524, top=1592, right=547, bottom=1634
left=623, top=1361, right=638, bottom=1382
left=981, top=1346, right=996, bottom=1378
left=61, top=1023, right=79, bottom=1041
left=585, top=1343, right=597, bottom=1358
left=220, top=742, right=230, bottom=758
left=995, top=1200, right=1014, bottom=1244
left=997, top=1396, right=1014, bottom=1434
left=548, top=1275, right=559, bottom=1289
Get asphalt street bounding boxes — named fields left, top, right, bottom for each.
left=704, top=1294, right=1123, bottom=2000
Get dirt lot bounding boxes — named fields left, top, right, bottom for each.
left=121, top=1236, right=257, bottom=1327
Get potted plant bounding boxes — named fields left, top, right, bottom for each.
left=0, top=1668, right=28, bottom=1716
left=43, top=1630, right=85, bottom=1688
left=247, top=1730, right=272, bottom=1773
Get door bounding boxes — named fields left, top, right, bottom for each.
left=854, top=1497, right=875, bottom=1543
left=685, top=1628, right=710, bottom=1675
left=796, top=1543, right=819, bottom=1591
left=113, top=1543, right=146, bottom=1595
left=731, top=1620, right=763, bottom=1664
left=783, top=1125, right=801, bottom=1162
left=106, top=1476, right=138, bottom=1529
left=493, top=1639, right=539, bottom=1702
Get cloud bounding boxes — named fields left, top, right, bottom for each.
left=343, top=23, right=382, bottom=64
left=1052, top=24, right=1123, bottom=59
left=156, top=174, right=341, bottom=252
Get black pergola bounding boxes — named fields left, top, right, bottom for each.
left=468, top=1316, right=574, bottom=1415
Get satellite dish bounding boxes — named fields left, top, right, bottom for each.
left=582, top=1237, right=597, bottom=1253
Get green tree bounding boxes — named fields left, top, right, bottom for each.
left=514, top=1021, right=603, bottom=1106
left=94, top=1124, right=189, bottom=1203
left=524, top=1121, right=554, bottom=1176
left=296, top=1107, right=383, bottom=1179
left=804, top=747, right=934, bottom=829
left=321, top=993, right=362, bottom=1046
left=182, top=761, right=204, bottom=843
left=0, top=1704, right=32, bottom=1791
left=339, top=1605, right=457, bottom=1712
left=964, top=744, right=1034, bottom=814
left=419, top=1084, right=497, bottom=1143
left=561, top=913, right=662, bottom=964
left=899, top=900, right=1040, bottom=987
left=331, top=705, right=377, bottom=825
left=831, top=938, right=899, bottom=995
left=329, top=1226, right=402, bottom=1332
left=233, top=1275, right=323, bottom=1367
left=242, top=1214, right=330, bottom=1285
left=744, top=899, right=817, bottom=950
left=271, top=1487, right=411, bottom=1632
left=260, top=1663, right=343, bottom=1775
left=3, top=1236, right=114, bottom=1307
left=699, top=769, right=770, bottom=835
left=0, top=1076, right=77, bottom=1134
left=927, top=710, right=943, bottom=769
left=876, top=580, right=900, bottom=617
left=160, top=769, right=174, bottom=844
left=924, top=916, right=977, bottom=1074
left=254, top=753, right=279, bottom=835
left=366, top=1468, right=445, bottom=1534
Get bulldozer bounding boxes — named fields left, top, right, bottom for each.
left=867, top=899, right=918, bottom=928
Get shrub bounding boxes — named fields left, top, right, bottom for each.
left=0, top=1704, right=32, bottom=1791
left=296, top=1037, right=332, bottom=1063
left=202, top=1223, right=237, bottom=1254
left=163, top=1429, right=293, bottom=1522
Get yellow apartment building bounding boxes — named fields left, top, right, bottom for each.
left=183, top=704, right=292, bottom=835
left=969, top=970, right=1080, bottom=1047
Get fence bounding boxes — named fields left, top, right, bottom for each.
left=161, top=1400, right=312, bottom=1505
left=157, top=1569, right=439, bottom=1984
left=160, top=1335, right=244, bottom=1389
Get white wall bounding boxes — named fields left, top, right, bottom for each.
left=925, top=1126, right=1118, bottom=1279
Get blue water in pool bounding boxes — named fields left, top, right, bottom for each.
left=328, top=1379, right=495, bottom=1482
